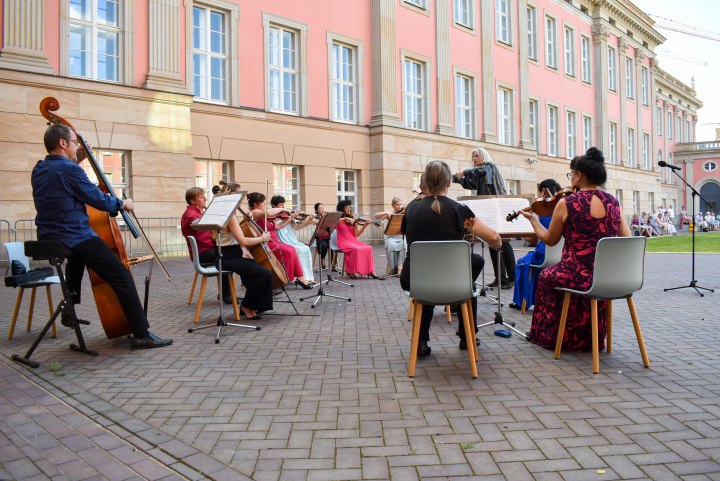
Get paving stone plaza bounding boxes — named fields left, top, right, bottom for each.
left=1, top=244, right=719, bottom=481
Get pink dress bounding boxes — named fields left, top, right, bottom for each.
left=336, top=221, right=374, bottom=275
left=256, top=219, right=304, bottom=281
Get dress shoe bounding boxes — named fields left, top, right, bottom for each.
left=459, top=338, right=481, bottom=350
left=487, top=280, right=499, bottom=288
left=509, top=302, right=521, bottom=310
left=295, top=280, right=314, bottom=290
left=501, top=282, right=514, bottom=289
left=417, top=341, right=431, bottom=356
left=240, top=311, right=262, bottom=321
left=130, top=333, right=173, bottom=350
left=369, top=273, right=386, bottom=280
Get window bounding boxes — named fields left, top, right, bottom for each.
left=331, top=43, right=356, bottom=123
left=668, top=153, right=674, bottom=184
left=609, top=122, right=617, bottom=164
left=527, top=6, right=538, bottom=60
left=657, top=150, right=662, bottom=174
left=496, top=0, right=511, bottom=44
left=648, top=192, right=654, bottom=213
left=641, top=67, right=649, bottom=105
left=566, top=111, right=576, bottom=159
left=193, top=6, right=227, bottom=102
left=80, top=150, right=129, bottom=198
left=581, top=36, right=591, bottom=83
left=195, top=160, right=228, bottom=193
left=545, top=16, right=557, bottom=69
left=404, top=59, right=426, bottom=130
left=529, top=99, right=539, bottom=150
left=607, top=46, right=616, bottom=91
left=685, top=120, right=691, bottom=142
left=412, top=172, right=423, bottom=193
left=336, top=169, right=357, bottom=212
left=626, top=58, right=634, bottom=99
left=69, top=0, right=122, bottom=81
left=456, top=74, right=473, bottom=139
left=676, top=116, right=682, bottom=143
left=633, top=191, right=640, bottom=213
left=506, top=180, right=518, bottom=195
left=497, top=87, right=512, bottom=146
left=657, top=106, right=662, bottom=136
left=582, top=116, right=592, bottom=152
left=404, top=0, right=427, bottom=8
left=667, top=111, right=672, bottom=139
left=702, top=161, right=718, bottom=173
left=273, top=165, right=301, bottom=210
left=643, top=133, right=650, bottom=170
left=547, top=105, right=558, bottom=156
left=615, top=189, right=623, bottom=208
left=627, top=128, right=635, bottom=167
left=269, top=25, right=298, bottom=113
left=455, top=0, right=472, bottom=28
left=564, top=26, right=575, bottom=77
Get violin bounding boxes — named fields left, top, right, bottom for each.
left=268, top=210, right=309, bottom=220
left=353, top=216, right=381, bottom=227
left=39, top=97, right=171, bottom=340
left=506, top=187, right=577, bottom=222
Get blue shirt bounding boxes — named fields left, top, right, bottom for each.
left=31, top=155, right=123, bottom=248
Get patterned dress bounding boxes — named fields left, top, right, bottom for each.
left=529, top=190, right=622, bottom=352
left=336, top=220, right=374, bottom=275
left=256, top=219, right=304, bottom=282
left=276, top=222, right=315, bottom=283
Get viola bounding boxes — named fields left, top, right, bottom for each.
left=39, top=97, right=171, bottom=340
left=237, top=207, right=289, bottom=290
left=506, top=187, right=577, bottom=222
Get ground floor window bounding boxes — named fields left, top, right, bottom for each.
left=195, top=160, right=228, bottom=195
left=336, top=169, right=357, bottom=212
left=273, top=165, right=301, bottom=210
left=80, top=149, right=129, bottom=199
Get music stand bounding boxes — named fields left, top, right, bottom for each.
left=189, top=193, right=260, bottom=343
left=384, top=214, right=404, bottom=278
left=301, top=212, right=352, bottom=307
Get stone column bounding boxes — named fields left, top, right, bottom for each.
left=0, top=0, right=54, bottom=74
left=435, top=0, right=454, bottom=135
left=685, top=158, right=695, bottom=212
left=592, top=24, right=610, bottom=155
left=370, top=0, right=402, bottom=127
left=635, top=49, right=645, bottom=168
left=663, top=103, right=669, bottom=170
left=517, top=0, right=533, bottom=149
left=480, top=0, right=497, bottom=142
left=618, top=38, right=628, bottom=165
left=144, top=0, right=186, bottom=93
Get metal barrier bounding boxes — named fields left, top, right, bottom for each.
left=0, top=219, right=11, bottom=263
left=13, top=219, right=37, bottom=244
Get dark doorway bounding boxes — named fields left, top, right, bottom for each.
left=699, top=182, right=720, bottom=214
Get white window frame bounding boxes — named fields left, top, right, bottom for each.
left=61, top=0, right=134, bottom=84
left=336, top=169, right=358, bottom=213
left=607, top=45, right=617, bottom=91
left=565, top=109, right=577, bottom=159
left=404, top=0, right=427, bottom=9
left=273, top=165, right=302, bottom=210
left=454, top=68, right=478, bottom=140
left=496, top=0, right=512, bottom=45
left=454, top=0, right=476, bottom=31
left=615, top=189, right=623, bottom=209
left=563, top=25, right=575, bottom=78
left=547, top=103, right=559, bottom=156
left=580, top=35, right=591, bottom=84
left=667, top=111, right=673, bottom=139
left=676, top=116, right=682, bottom=143
left=401, top=50, right=432, bottom=132
left=643, top=132, right=650, bottom=170
left=609, top=121, right=618, bottom=164
left=401, top=0, right=429, bottom=15
left=627, top=127, right=635, bottom=167
left=506, top=180, right=518, bottom=195
left=657, top=150, right=663, bottom=178
left=327, top=32, right=365, bottom=126
left=657, top=106, right=663, bottom=137
left=648, top=192, right=654, bottom=214
left=529, top=98, right=539, bottom=150
left=80, top=149, right=130, bottom=199
left=195, top=159, right=228, bottom=195
left=545, top=15, right=558, bottom=70
left=625, top=57, right=634, bottom=99
left=192, top=5, right=229, bottom=104
left=632, top=191, right=639, bottom=213
left=582, top=115, right=592, bottom=153
left=641, top=67, right=649, bottom=105
left=497, top=85, right=514, bottom=146
left=685, top=120, right=691, bottom=142
left=527, top=5, right=538, bottom=61
left=263, top=13, right=309, bottom=117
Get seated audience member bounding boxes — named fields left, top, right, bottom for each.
left=667, top=205, right=675, bottom=224
left=662, top=213, right=677, bottom=235
left=696, top=212, right=708, bottom=231
left=631, top=213, right=651, bottom=237
left=679, top=206, right=690, bottom=229
left=707, top=212, right=719, bottom=231
left=648, top=212, right=663, bottom=236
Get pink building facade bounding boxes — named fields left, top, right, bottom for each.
left=0, top=0, right=707, bottom=228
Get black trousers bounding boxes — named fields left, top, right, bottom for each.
left=65, top=237, right=150, bottom=338
left=400, top=253, right=484, bottom=342
left=489, top=241, right=516, bottom=284
left=198, top=249, right=231, bottom=294
left=316, top=237, right=329, bottom=264
left=218, top=245, right=274, bottom=312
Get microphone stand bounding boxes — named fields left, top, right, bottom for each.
left=663, top=166, right=714, bottom=297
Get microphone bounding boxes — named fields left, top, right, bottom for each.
left=658, top=160, right=681, bottom=171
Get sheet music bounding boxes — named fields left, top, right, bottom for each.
left=462, top=198, right=502, bottom=233
left=457, top=196, right=533, bottom=235
left=497, top=197, right=533, bottom=233
left=197, top=193, right=244, bottom=228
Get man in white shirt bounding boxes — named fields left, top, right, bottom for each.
left=696, top=212, right=708, bottom=230
left=667, top=206, right=675, bottom=224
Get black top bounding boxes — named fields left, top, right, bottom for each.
left=402, top=196, right=475, bottom=257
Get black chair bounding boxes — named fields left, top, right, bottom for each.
left=12, top=241, right=98, bottom=368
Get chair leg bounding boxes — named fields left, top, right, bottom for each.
left=227, top=274, right=240, bottom=321
left=606, top=300, right=612, bottom=353
left=9, top=287, right=25, bottom=340
left=408, top=302, right=423, bottom=378
left=627, top=297, right=650, bottom=368
left=46, top=285, right=57, bottom=338
left=313, top=251, right=317, bottom=270
left=554, top=292, right=572, bottom=359
left=27, top=287, right=37, bottom=331
left=460, top=301, right=478, bottom=378
left=331, top=253, right=337, bottom=272
left=194, top=276, right=208, bottom=323
left=341, top=255, right=346, bottom=277
left=188, top=272, right=199, bottom=305
left=407, top=299, right=415, bottom=321
left=465, top=298, right=479, bottom=363
left=520, top=299, right=527, bottom=314
left=591, top=299, right=599, bottom=374
left=446, top=306, right=451, bottom=323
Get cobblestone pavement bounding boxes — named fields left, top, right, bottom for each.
left=1, top=242, right=719, bottom=480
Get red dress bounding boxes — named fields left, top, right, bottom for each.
left=256, top=219, right=304, bottom=281
left=336, top=221, right=374, bottom=275
left=529, top=190, right=622, bottom=352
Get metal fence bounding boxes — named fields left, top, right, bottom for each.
left=0, top=220, right=11, bottom=263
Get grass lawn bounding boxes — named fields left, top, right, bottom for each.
left=646, top=232, right=720, bottom=253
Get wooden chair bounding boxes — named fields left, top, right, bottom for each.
left=554, top=237, right=650, bottom=374
left=521, top=237, right=564, bottom=313
left=186, top=236, right=240, bottom=323
left=406, top=300, right=452, bottom=323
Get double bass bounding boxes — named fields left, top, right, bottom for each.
left=39, top=97, right=171, bottom=339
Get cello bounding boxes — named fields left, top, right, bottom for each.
left=39, top=97, right=171, bottom=339
left=236, top=207, right=290, bottom=290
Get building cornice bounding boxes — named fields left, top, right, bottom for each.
left=655, top=68, right=703, bottom=111
left=591, top=0, right=666, bottom=48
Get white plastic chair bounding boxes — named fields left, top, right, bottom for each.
left=186, top=236, right=239, bottom=323
left=329, top=230, right=346, bottom=277
left=406, top=241, right=480, bottom=378
left=554, top=236, right=650, bottom=374
left=521, top=237, right=565, bottom=313
left=5, top=242, right=60, bottom=339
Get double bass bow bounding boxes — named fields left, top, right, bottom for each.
left=39, top=97, right=171, bottom=339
